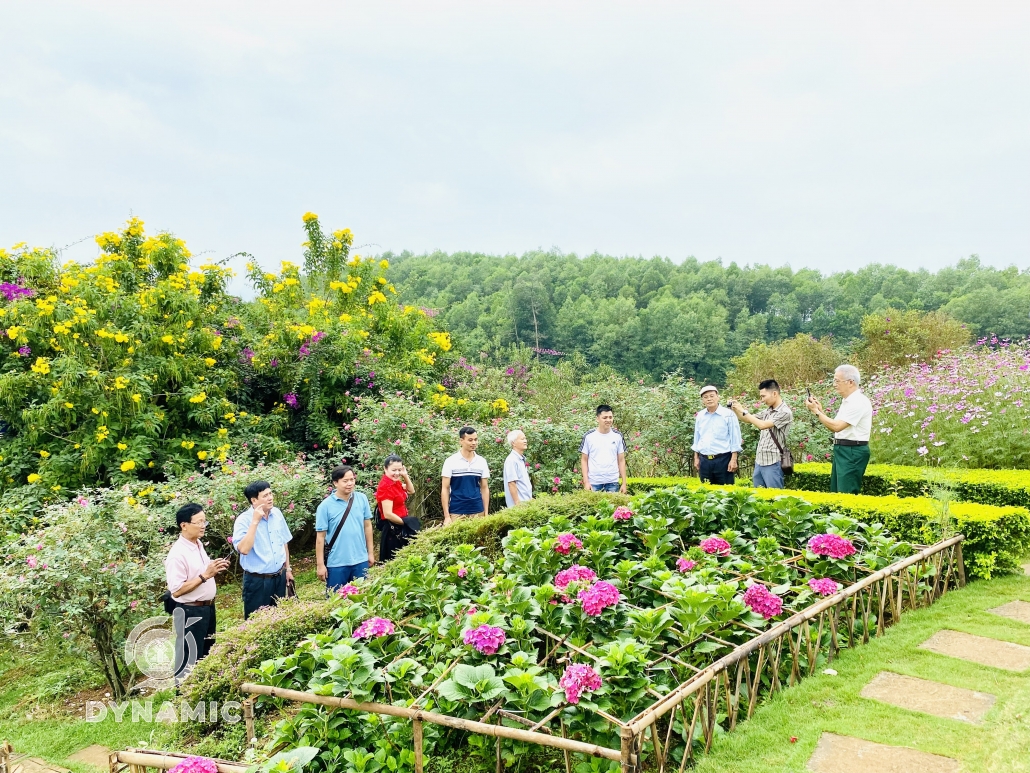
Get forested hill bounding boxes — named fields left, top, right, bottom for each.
left=383, top=250, right=1030, bottom=382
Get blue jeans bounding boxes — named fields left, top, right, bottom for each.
left=326, top=562, right=369, bottom=590
left=752, top=463, right=784, bottom=489
left=591, top=482, right=620, bottom=493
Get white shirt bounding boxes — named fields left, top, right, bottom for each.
left=503, top=450, right=533, bottom=507
left=580, top=429, right=626, bottom=486
left=834, top=390, right=873, bottom=441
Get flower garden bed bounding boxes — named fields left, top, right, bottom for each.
left=241, top=486, right=965, bottom=773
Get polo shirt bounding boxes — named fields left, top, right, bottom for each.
left=580, top=429, right=626, bottom=486
left=315, top=491, right=373, bottom=568
left=232, top=507, right=293, bottom=575
left=165, top=536, right=217, bottom=602
left=692, top=406, right=743, bottom=456
left=442, top=452, right=490, bottom=515
left=834, top=390, right=873, bottom=441
left=502, top=450, right=533, bottom=507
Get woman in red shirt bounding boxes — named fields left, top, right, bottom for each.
left=376, top=454, right=416, bottom=562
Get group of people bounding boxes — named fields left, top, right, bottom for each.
left=163, top=365, right=872, bottom=678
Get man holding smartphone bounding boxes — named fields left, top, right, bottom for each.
left=729, top=379, right=793, bottom=489
left=805, top=364, right=872, bottom=493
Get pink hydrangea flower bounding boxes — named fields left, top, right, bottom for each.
left=808, top=578, right=841, bottom=596
left=554, top=533, right=583, bottom=555
left=807, top=534, right=857, bottom=559
left=559, top=663, right=602, bottom=704
left=169, top=757, right=218, bottom=773
left=699, top=537, right=731, bottom=556
left=457, top=567, right=468, bottom=578
left=354, top=617, right=395, bottom=639
left=26, top=556, right=37, bottom=569
left=676, top=558, right=696, bottom=573
left=612, top=506, right=633, bottom=521
left=463, top=624, right=506, bottom=655
left=578, top=581, right=621, bottom=616
left=337, top=583, right=361, bottom=598
left=554, top=565, right=597, bottom=590
left=743, top=584, right=783, bottom=620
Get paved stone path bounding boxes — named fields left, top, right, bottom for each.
left=919, top=629, right=1030, bottom=672
left=11, top=755, right=70, bottom=773
left=807, top=733, right=960, bottom=773
left=989, top=599, right=1030, bottom=625
left=66, top=746, right=112, bottom=769
left=859, top=671, right=995, bottom=723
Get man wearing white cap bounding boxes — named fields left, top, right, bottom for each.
left=692, top=385, right=742, bottom=485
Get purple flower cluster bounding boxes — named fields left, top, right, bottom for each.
left=808, top=578, right=841, bottom=596
left=699, top=537, right=731, bottom=556
left=612, top=506, right=634, bottom=521
left=578, top=581, right=620, bottom=616
left=676, top=557, right=696, bottom=573
left=463, top=624, right=506, bottom=655
left=283, top=392, right=299, bottom=408
left=0, top=282, right=34, bottom=302
left=554, top=533, right=583, bottom=555
left=743, top=584, right=783, bottom=619
left=554, top=565, right=597, bottom=590
left=239, top=347, right=255, bottom=364
left=559, top=663, right=602, bottom=704
left=168, top=757, right=218, bottom=773
left=354, top=616, right=395, bottom=639
left=807, top=533, right=857, bottom=559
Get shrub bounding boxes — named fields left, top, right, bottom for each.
left=727, top=334, right=841, bottom=394
left=854, top=308, right=970, bottom=372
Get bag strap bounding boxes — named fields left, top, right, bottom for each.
left=769, top=424, right=786, bottom=453
left=325, top=496, right=356, bottom=556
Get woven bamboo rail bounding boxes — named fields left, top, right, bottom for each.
left=109, top=749, right=248, bottom=773
left=1, top=741, right=12, bottom=773
left=243, top=535, right=964, bottom=773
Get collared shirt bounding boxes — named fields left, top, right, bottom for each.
left=579, top=429, right=626, bottom=486
left=315, top=490, right=372, bottom=568
left=754, top=401, right=794, bottom=467
left=165, top=535, right=217, bottom=603
left=503, top=450, right=533, bottom=507
left=232, top=507, right=293, bottom=574
left=834, top=390, right=873, bottom=441
left=375, top=475, right=408, bottom=519
left=692, top=405, right=743, bottom=456
left=442, top=452, right=491, bottom=515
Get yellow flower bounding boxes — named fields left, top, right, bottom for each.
left=428, top=331, right=452, bottom=351
left=113, top=376, right=129, bottom=389
left=492, top=398, right=510, bottom=414
left=27, top=473, right=41, bottom=484
left=212, top=336, right=222, bottom=350
left=117, top=443, right=127, bottom=450
left=39, top=450, right=50, bottom=458
left=161, top=335, right=174, bottom=344
left=31, top=357, right=51, bottom=375
left=380, top=259, right=389, bottom=269
left=301, top=212, right=318, bottom=223
left=367, top=291, right=387, bottom=306
left=120, top=460, right=136, bottom=472
left=377, top=277, right=387, bottom=285
left=131, top=393, right=141, bottom=403
left=189, top=392, right=207, bottom=404
left=218, top=428, right=228, bottom=436
left=204, top=357, right=216, bottom=367
left=6, top=326, right=24, bottom=339
left=181, top=440, right=195, bottom=449
left=64, top=402, right=74, bottom=409
left=197, top=450, right=208, bottom=460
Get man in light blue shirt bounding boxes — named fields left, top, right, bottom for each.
left=316, top=465, right=375, bottom=590
left=233, top=480, right=294, bottom=619
left=503, top=430, right=533, bottom=508
left=691, top=385, right=743, bottom=485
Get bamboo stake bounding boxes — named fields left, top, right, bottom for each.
left=112, top=753, right=246, bottom=773
left=560, top=721, right=572, bottom=773
left=956, top=542, right=966, bottom=587
left=413, top=717, right=424, bottom=773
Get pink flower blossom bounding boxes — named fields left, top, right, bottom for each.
left=807, top=533, right=857, bottom=559
left=676, top=558, right=696, bottom=573
left=554, top=533, right=583, bottom=555
left=457, top=567, right=468, bottom=578
left=463, top=624, right=506, bottom=655
left=808, top=578, right=841, bottom=596
left=554, top=565, right=597, bottom=590
left=743, top=584, right=783, bottom=619
left=337, top=583, right=361, bottom=597
left=612, top=506, right=633, bottom=521
left=699, top=537, right=731, bottom=556
left=130, top=600, right=139, bottom=610
left=578, top=581, right=621, bottom=616
left=559, top=663, right=602, bottom=704
left=354, top=617, right=395, bottom=639
left=169, top=757, right=218, bottom=773
left=26, top=556, right=37, bottom=569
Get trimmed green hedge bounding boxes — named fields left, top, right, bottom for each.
left=788, top=462, right=1030, bottom=508
left=627, top=476, right=1030, bottom=581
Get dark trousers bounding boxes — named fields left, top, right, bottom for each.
left=173, top=602, right=216, bottom=679
left=830, top=443, right=870, bottom=494
left=242, top=569, right=287, bottom=619
left=698, top=452, right=734, bottom=485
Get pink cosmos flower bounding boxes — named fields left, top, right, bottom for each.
left=554, top=565, right=597, bottom=590
left=169, top=757, right=218, bottom=773
left=354, top=617, right=395, bottom=639
left=808, top=578, right=841, bottom=596
left=676, top=558, right=696, bottom=573
left=612, top=506, right=633, bottom=521
left=337, top=583, right=361, bottom=597
left=463, top=624, right=506, bottom=655
left=743, top=584, right=783, bottom=619
left=699, top=537, right=731, bottom=556
left=554, top=533, right=583, bottom=555
left=578, top=581, right=621, bottom=616
left=559, top=663, right=602, bottom=704
left=807, top=534, right=857, bottom=559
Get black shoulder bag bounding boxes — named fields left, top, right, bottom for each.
left=769, top=424, right=794, bottom=476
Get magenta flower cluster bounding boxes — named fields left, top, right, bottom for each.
left=354, top=616, right=395, bottom=639
left=168, top=757, right=218, bottom=773
left=676, top=557, right=696, bottom=573
left=554, top=533, right=583, bottom=555
left=554, top=565, right=597, bottom=590
left=699, top=537, right=731, bottom=556
left=612, top=506, right=634, bottom=521
left=0, top=282, right=34, bottom=302
left=559, top=663, right=602, bottom=704
left=808, top=578, right=841, bottom=596
left=337, top=583, right=361, bottom=598
left=283, top=392, right=299, bottom=409
left=743, top=584, right=783, bottom=619
left=578, top=581, right=620, bottom=616
left=463, top=624, right=506, bottom=655
left=807, top=533, right=857, bottom=558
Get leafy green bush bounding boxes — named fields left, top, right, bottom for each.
left=854, top=308, right=970, bottom=372
left=727, top=333, right=841, bottom=394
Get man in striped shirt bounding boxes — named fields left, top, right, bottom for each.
left=441, top=426, right=491, bottom=526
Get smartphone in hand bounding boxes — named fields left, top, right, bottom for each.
left=806, top=387, right=813, bottom=401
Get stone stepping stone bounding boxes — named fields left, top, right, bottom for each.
left=860, top=671, right=995, bottom=723
left=919, top=629, right=1030, bottom=672
left=807, top=732, right=959, bottom=773
left=11, top=756, right=71, bottom=773
left=66, top=746, right=112, bottom=769
left=1023, top=562, right=1030, bottom=576
left=989, top=600, right=1030, bottom=625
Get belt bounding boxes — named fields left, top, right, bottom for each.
left=701, top=452, right=731, bottom=460
left=244, top=566, right=285, bottom=578
left=178, top=599, right=215, bottom=607
left=832, top=439, right=869, bottom=446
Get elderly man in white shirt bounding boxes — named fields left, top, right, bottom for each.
left=805, top=364, right=873, bottom=494
left=503, top=430, right=533, bottom=507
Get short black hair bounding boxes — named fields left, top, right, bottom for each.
left=758, top=379, right=781, bottom=393
left=331, top=465, right=356, bottom=483
left=243, top=480, right=271, bottom=504
left=176, top=503, right=205, bottom=531
left=596, top=404, right=613, bottom=416
left=459, top=426, right=477, bottom=439
left=383, top=454, right=403, bottom=469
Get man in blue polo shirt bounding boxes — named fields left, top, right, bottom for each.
left=692, top=385, right=743, bottom=485
left=315, top=465, right=375, bottom=590
left=233, top=480, right=294, bottom=619
left=441, top=426, right=490, bottom=526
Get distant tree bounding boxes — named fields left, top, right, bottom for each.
left=727, top=334, right=841, bottom=395
left=854, top=308, right=971, bottom=372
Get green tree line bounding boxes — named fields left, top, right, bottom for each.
left=385, top=250, right=1030, bottom=382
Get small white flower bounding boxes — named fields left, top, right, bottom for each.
left=822, top=668, right=838, bottom=676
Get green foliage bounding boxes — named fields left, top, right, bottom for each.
left=854, top=308, right=970, bottom=372
left=727, top=334, right=842, bottom=394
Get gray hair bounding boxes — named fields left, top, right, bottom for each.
left=506, top=429, right=526, bottom=446
left=835, top=364, right=861, bottom=386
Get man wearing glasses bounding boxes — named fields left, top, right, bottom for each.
left=804, top=364, right=872, bottom=493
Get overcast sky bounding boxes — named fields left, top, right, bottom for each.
left=2, top=1, right=1029, bottom=292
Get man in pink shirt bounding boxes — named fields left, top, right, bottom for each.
left=164, top=503, right=229, bottom=679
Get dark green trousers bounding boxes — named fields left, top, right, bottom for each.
left=830, top=443, right=870, bottom=494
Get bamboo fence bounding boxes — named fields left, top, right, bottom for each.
left=243, top=535, right=965, bottom=773
left=1, top=742, right=11, bottom=773
left=108, top=750, right=247, bottom=773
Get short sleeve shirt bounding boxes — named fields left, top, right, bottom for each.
left=315, top=491, right=372, bottom=568
left=754, top=402, right=794, bottom=467
left=164, top=536, right=217, bottom=602
left=442, top=452, right=490, bottom=515
left=503, top=450, right=533, bottom=507
left=834, top=391, right=873, bottom=441
left=375, top=475, right=408, bottom=519
left=232, top=507, right=293, bottom=575
left=580, top=429, right=626, bottom=486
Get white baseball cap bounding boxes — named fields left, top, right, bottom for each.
left=699, top=385, right=719, bottom=396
